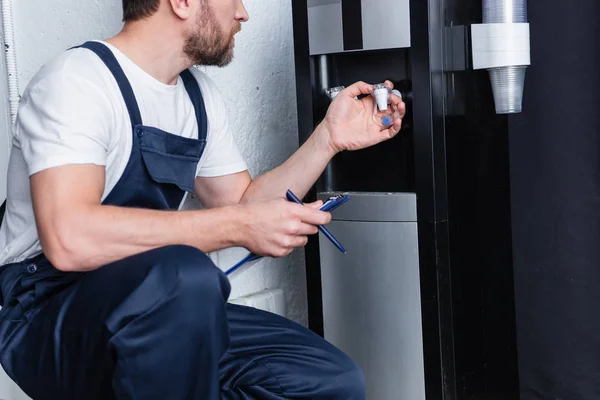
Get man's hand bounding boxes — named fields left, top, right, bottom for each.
left=321, top=80, right=406, bottom=154
left=237, top=198, right=330, bottom=258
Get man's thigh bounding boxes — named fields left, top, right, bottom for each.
left=2, top=249, right=183, bottom=400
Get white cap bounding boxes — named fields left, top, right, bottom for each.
left=374, top=88, right=389, bottom=112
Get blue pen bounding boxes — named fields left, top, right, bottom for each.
left=225, top=252, right=262, bottom=276
left=286, top=190, right=346, bottom=254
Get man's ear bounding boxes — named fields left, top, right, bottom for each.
left=168, top=0, right=192, bottom=20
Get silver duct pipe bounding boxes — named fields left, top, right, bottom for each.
left=483, top=0, right=527, bottom=23
left=472, top=0, right=530, bottom=114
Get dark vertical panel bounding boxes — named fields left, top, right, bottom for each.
left=509, top=0, right=600, bottom=398
left=291, top=0, right=325, bottom=336
left=410, top=0, right=451, bottom=397
left=292, top=0, right=314, bottom=145
left=341, top=0, right=363, bottom=51
left=442, top=0, right=520, bottom=399
left=445, top=105, right=520, bottom=399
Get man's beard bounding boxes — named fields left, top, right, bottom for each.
left=184, top=4, right=241, bottom=67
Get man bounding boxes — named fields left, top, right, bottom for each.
left=0, top=0, right=405, bottom=399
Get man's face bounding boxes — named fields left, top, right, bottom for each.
left=184, top=0, right=248, bottom=67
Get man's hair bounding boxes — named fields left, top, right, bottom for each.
left=123, top=0, right=160, bottom=22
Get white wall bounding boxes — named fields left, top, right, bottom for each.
left=1, top=0, right=306, bottom=398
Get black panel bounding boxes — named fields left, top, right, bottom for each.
left=341, top=0, right=363, bottom=51
left=509, top=0, right=600, bottom=398
left=441, top=0, right=521, bottom=398
left=291, top=0, right=325, bottom=336
left=445, top=99, right=520, bottom=399
left=409, top=0, right=449, bottom=397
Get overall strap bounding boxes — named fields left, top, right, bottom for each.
left=74, top=41, right=143, bottom=127
left=180, top=69, right=208, bottom=142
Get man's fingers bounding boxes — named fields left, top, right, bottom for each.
left=389, top=93, right=406, bottom=117
left=297, top=206, right=332, bottom=226
left=344, top=81, right=374, bottom=98
left=305, top=200, right=324, bottom=209
left=297, top=222, right=319, bottom=236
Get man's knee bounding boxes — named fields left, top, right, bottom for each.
left=150, top=245, right=231, bottom=304
left=111, top=245, right=231, bottom=328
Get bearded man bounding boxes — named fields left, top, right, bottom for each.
left=0, top=1, right=405, bottom=399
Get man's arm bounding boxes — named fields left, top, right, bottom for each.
left=242, top=81, right=405, bottom=202
left=194, top=171, right=252, bottom=208
left=33, top=164, right=329, bottom=272
left=32, top=164, right=242, bottom=271
left=194, top=81, right=405, bottom=207
left=241, top=123, right=334, bottom=202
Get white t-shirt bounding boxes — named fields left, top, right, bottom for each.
left=0, top=41, right=247, bottom=265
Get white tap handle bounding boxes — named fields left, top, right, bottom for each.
left=373, top=85, right=390, bottom=112
left=373, top=83, right=403, bottom=112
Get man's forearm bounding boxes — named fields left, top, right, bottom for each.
left=43, top=204, right=244, bottom=272
left=241, top=123, right=336, bottom=202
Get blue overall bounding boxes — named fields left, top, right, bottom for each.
left=0, top=42, right=365, bottom=400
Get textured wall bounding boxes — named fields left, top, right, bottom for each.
left=1, top=1, right=305, bottom=398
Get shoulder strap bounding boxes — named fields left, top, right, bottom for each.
left=73, top=41, right=143, bottom=127
left=180, top=69, right=208, bottom=142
